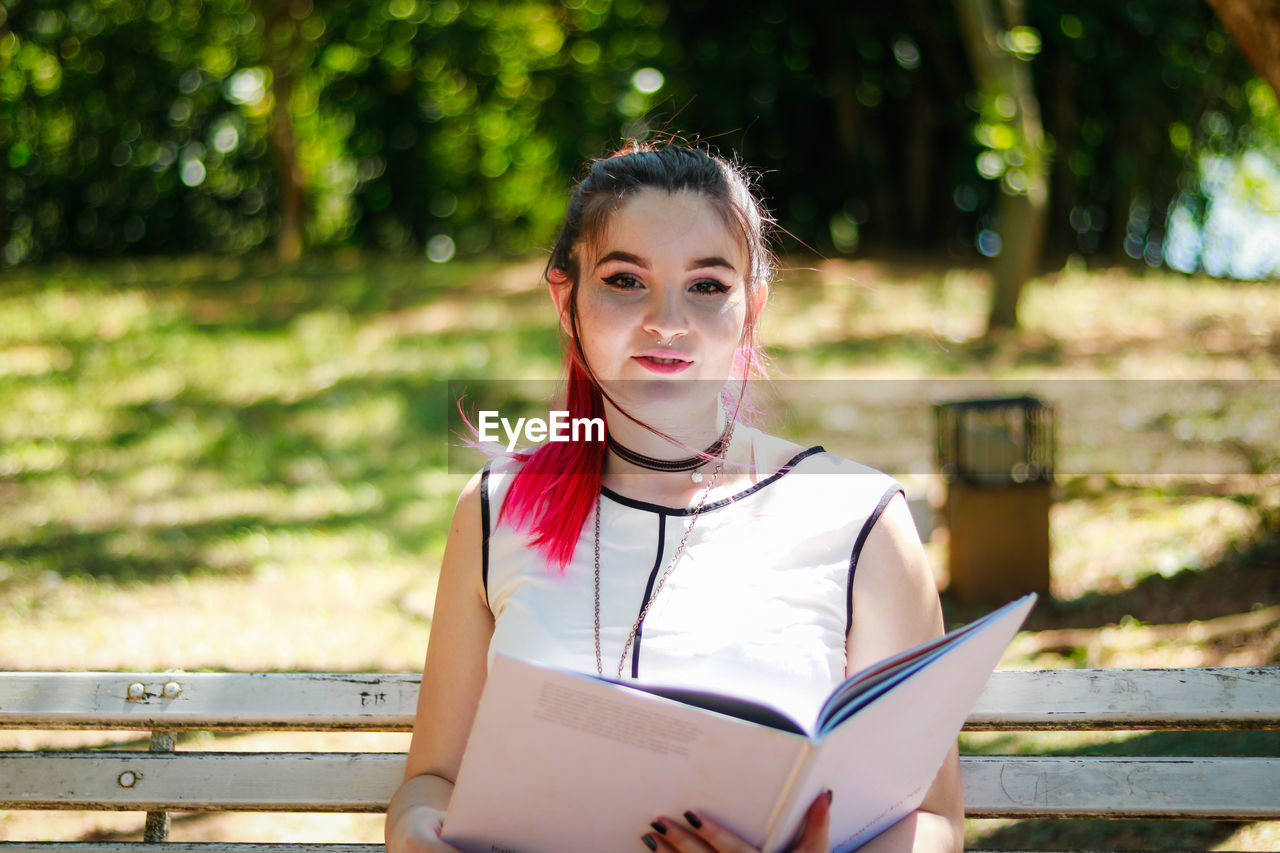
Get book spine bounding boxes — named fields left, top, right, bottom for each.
left=759, top=741, right=816, bottom=853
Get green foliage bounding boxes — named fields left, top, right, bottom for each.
left=0, top=0, right=1268, bottom=268
left=0, top=0, right=666, bottom=263
left=1021, top=1, right=1256, bottom=261
left=652, top=0, right=1255, bottom=261
left=0, top=0, right=278, bottom=262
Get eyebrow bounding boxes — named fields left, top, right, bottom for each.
left=593, top=251, right=739, bottom=272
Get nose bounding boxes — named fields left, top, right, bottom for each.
left=642, top=290, right=688, bottom=344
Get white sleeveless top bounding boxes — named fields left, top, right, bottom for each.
left=482, top=432, right=902, bottom=724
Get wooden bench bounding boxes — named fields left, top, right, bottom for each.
left=1, top=667, right=1277, bottom=851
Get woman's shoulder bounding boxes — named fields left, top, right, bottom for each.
left=743, top=430, right=902, bottom=521
left=751, top=428, right=897, bottom=483
left=472, top=453, right=527, bottom=494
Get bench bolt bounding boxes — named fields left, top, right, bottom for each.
left=163, top=681, right=182, bottom=698
left=118, top=771, right=138, bottom=788
left=127, top=682, right=146, bottom=700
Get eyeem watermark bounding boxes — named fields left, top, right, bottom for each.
left=477, top=410, right=605, bottom=452
left=451, top=378, right=1280, bottom=475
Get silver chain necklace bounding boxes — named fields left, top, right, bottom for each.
left=594, top=425, right=732, bottom=679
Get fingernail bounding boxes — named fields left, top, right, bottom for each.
left=650, top=820, right=667, bottom=835
left=642, top=834, right=659, bottom=851
left=826, top=789, right=834, bottom=805
left=683, top=810, right=703, bottom=829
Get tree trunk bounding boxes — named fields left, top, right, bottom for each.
left=253, top=0, right=307, bottom=264
left=269, top=67, right=306, bottom=264
left=1206, top=0, right=1280, bottom=97
left=955, top=0, right=1050, bottom=332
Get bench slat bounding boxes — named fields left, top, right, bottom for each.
left=962, top=755, right=1280, bottom=819
left=3, top=752, right=1278, bottom=819
left=0, top=753, right=402, bottom=812
left=3, top=668, right=1278, bottom=732
left=967, top=667, right=1280, bottom=730
left=0, top=673, right=420, bottom=732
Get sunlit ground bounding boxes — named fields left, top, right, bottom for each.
left=1, top=253, right=1277, bottom=847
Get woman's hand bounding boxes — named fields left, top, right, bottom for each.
left=385, top=775, right=467, bottom=853
left=385, top=804, right=465, bottom=853
left=642, top=790, right=830, bottom=853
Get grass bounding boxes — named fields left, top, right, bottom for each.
left=1, top=251, right=1278, bottom=847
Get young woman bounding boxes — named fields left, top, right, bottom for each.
left=385, top=144, right=963, bottom=853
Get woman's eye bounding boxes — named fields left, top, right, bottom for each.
left=691, top=279, right=730, bottom=295
left=603, top=273, right=643, bottom=290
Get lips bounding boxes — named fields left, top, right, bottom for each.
left=634, top=349, right=691, bottom=361
left=633, top=351, right=693, bottom=374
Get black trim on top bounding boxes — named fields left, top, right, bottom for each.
left=845, top=485, right=905, bottom=639
left=629, top=512, right=668, bottom=679
left=600, top=446, right=827, bottom=516
left=479, top=464, right=492, bottom=606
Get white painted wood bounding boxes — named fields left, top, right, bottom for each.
left=4, top=751, right=1279, bottom=819
left=1, top=667, right=1277, bottom=852
left=968, top=667, right=1280, bottom=730
left=962, top=755, right=1280, bottom=818
left=3, top=668, right=1277, bottom=732
left=0, top=752, right=403, bottom=811
left=0, top=673, right=420, bottom=731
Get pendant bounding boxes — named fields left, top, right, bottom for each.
left=690, top=471, right=703, bottom=484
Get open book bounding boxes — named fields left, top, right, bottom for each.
left=443, top=594, right=1036, bottom=853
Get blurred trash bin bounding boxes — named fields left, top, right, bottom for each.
left=935, top=396, right=1054, bottom=603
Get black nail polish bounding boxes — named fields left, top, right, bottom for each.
left=683, top=810, right=703, bottom=829
left=826, top=790, right=834, bottom=805
left=642, top=834, right=659, bottom=851
left=650, top=820, right=667, bottom=835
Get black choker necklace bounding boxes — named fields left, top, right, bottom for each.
left=606, top=422, right=733, bottom=483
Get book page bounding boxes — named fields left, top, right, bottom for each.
left=443, top=655, right=809, bottom=853
left=621, top=682, right=808, bottom=735
left=815, top=595, right=1031, bottom=732
left=763, top=595, right=1036, bottom=853
left=447, top=597, right=1033, bottom=853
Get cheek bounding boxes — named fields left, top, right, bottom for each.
left=575, top=291, right=629, bottom=338
left=571, top=295, right=629, bottom=367
left=706, top=296, right=750, bottom=340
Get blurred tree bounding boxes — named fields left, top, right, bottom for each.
left=1026, top=3, right=1254, bottom=269
left=331, top=0, right=668, bottom=256
left=955, top=0, right=1048, bottom=332
left=0, top=0, right=1263, bottom=277
left=654, top=0, right=1253, bottom=276
left=0, top=0, right=279, bottom=262
left=1206, top=0, right=1280, bottom=97
left=250, top=0, right=313, bottom=263
left=655, top=1, right=975, bottom=253
left=0, top=0, right=668, bottom=263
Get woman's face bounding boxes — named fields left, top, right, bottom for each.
left=552, top=190, right=754, bottom=417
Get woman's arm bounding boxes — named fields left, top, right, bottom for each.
left=642, top=490, right=963, bottom=853
left=385, top=471, right=495, bottom=853
left=845, top=492, right=964, bottom=853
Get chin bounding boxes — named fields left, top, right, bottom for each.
left=605, top=375, right=723, bottom=415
